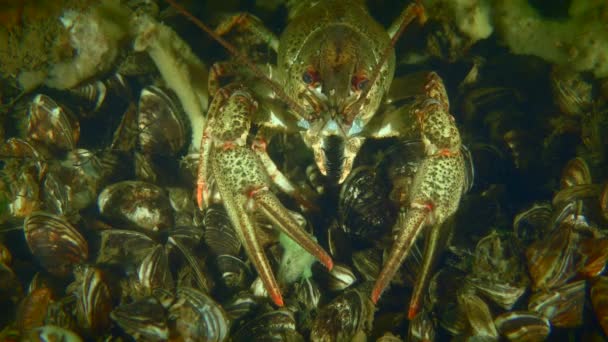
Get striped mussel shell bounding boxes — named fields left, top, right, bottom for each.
left=513, top=202, right=552, bottom=246
left=110, top=296, right=169, bottom=342
left=338, top=166, right=396, bottom=240
left=0, top=242, right=11, bottom=265
left=169, top=287, right=230, bottom=342
left=7, top=168, right=41, bottom=218
left=578, top=236, right=608, bottom=278
left=528, top=280, right=585, bottom=328
left=68, top=266, right=113, bottom=334
left=222, top=291, right=259, bottom=321
left=24, top=212, right=88, bottom=277
left=137, top=244, right=174, bottom=292
left=494, top=311, right=550, bottom=342
left=203, top=204, right=241, bottom=256
left=457, top=291, right=498, bottom=339
left=525, top=213, right=585, bottom=290
left=16, top=287, right=53, bottom=334
left=465, top=277, right=526, bottom=311
left=560, top=157, right=592, bottom=189
left=26, top=325, right=83, bottom=342
left=27, top=94, right=80, bottom=151
left=310, top=284, right=374, bottom=342
left=591, top=276, right=608, bottom=336
left=68, top=73, right=131, bottom=115
left=0, top=137, right=48, bottom=179
left=550, top=67, right=593, bottom=117
left=408, top=310, right=436, bottom=342
left=232, top=308, right=303, bottom=342
left=215, top=254, right=252, bottom=291
left=292, top=277, right=321, bottom=311
left=98, top=181, right=174, bottom=232
left=316, top=263, right=357, bottom=292
left=600, top=182, right=608, bottom=221
left=137, top=85, right=187, bottom=156
left=352, top=248, right=382, bottom=282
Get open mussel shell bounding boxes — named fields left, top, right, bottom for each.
left=494, top=311, right=550, bottom=342
left=169, top=287, right=230, bottom=342
left=310, top=285, right=374, bottom=342
left=98, top=181, right=174, bottom=231
left=138, top=85, right=187, bottom=156
left=528, top=280, right=585, bottom=328
left=110, top=296, right=169, bottom=342
left=27, top=94, right=80, bottom=151
left=24, top=212, right=88, bottom=277
left=232, top=308, right=303, bottom=342
left=203, top=204, right=241, bottom=256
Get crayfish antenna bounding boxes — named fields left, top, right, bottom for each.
left=163, top=0, right=310, bottom=121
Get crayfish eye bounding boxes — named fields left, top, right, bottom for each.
left=302, top=68, right=319, bottom=86
left=352, top=75, right=369, bottom=91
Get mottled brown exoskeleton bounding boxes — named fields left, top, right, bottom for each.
left=168, top=0, right=467, bottom=317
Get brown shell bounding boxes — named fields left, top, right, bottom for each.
left=170, top=287, right=230, bottom=342
left=494, top=311, right=550, bottom=342
left=560, top=157, right=592, bottom=189
left=591, top=276, right=608, bottom=336
left=110, top=297, right=169, bottom=341
left=97, top=181, right=174, bottom=231
left=24, top=212, right=89, bottom=277
left=27, top=94, right=80, bottom=150
left=69, top=266, right=113, bottom=334
left=137, top=85, right=187, bottom=156
left=528, top=280, right=585, bottom=328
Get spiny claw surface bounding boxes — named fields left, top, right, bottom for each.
left=198, top=86, right=333, bottom=306
left=371, top=72, right=465, bottom=318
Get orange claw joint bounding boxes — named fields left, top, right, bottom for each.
left=371, top=204, right=432, bottom=305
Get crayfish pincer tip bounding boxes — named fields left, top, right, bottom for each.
left=271, top=291, right=285, bottom=307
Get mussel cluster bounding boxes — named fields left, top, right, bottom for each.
left=1, top=1, right=608, bottom=342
